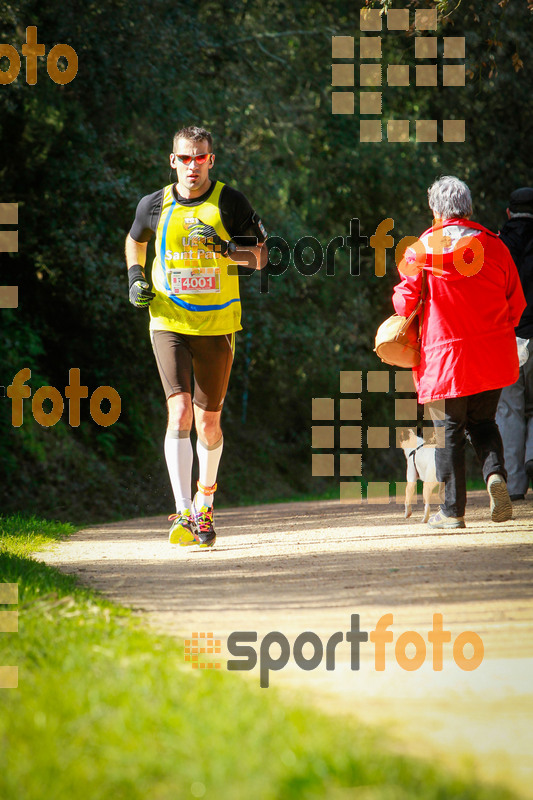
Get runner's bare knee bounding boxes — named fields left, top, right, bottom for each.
left=167, top=393, right=193, bottom=430
left=195, top=407, right=222, bottom=446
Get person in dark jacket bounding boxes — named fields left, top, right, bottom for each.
left=496, top=187, right=533, bottom=500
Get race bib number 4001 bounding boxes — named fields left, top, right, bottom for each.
left=170, top=268, right=221, bottom=295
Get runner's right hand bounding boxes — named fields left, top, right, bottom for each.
left=129, top=280, right=156, bottom=308
left=128, top=265, right=155, bottom=308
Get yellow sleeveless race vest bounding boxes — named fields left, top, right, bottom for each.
left=149, top=181, right=242, bottom=335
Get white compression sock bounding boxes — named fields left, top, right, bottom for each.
left=164, top=430, right=193, bottom=513
left=196, top=436, right=223, bottom=508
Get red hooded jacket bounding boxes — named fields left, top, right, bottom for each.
left=392, top=219, right=526, bottom=404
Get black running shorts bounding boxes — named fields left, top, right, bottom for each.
left=150, top=330, right=235, bottom=411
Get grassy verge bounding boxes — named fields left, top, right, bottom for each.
left=0, top=515, right=519, bottom=800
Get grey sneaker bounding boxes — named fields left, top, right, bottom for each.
left=487, top=474, right=513, bottom=522
left=428, top=510, right=466, bottom=529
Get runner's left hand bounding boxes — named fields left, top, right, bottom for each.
left=188, top=221, right=237, bottom=257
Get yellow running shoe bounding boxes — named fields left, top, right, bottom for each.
left=168, top=510, right=199, bottom=545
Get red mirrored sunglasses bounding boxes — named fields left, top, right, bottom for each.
left=174, top=153, right=212, bottom=166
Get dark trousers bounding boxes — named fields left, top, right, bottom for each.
left=428, top=389, right=506, bottom=518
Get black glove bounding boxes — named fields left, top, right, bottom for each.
left=128, top=265, right=155, bottom=308
left=188, top=221, right=237, bottom=258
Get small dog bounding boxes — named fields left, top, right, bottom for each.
left=399, top=428, right=442, bottom=523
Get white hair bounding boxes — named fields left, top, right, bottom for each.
left=428, top=176, right=472, bottom=219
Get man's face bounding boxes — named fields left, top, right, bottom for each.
left=170, top=137, right=214, bottom=197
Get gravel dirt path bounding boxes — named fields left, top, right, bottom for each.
left=40, top=491, right=533, bottom=797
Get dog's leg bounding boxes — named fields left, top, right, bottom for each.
left=422, top=481, right=431, bottom=523
left=422, top=481, right=440, bottom=523
left=405, top=481, right=416, bottom=518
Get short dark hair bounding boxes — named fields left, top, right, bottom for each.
left=173, top=126, right=213, bottom=152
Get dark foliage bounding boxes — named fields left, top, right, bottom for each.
left=1, top=0, right=532, bottom=521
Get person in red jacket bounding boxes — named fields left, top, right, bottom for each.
left=392, top=176, right=526, bottom=529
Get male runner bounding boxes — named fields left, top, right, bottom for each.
left=125, top=125, right=267, bottom=547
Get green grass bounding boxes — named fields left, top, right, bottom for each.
left=0, top=515, right=520, bottom=800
